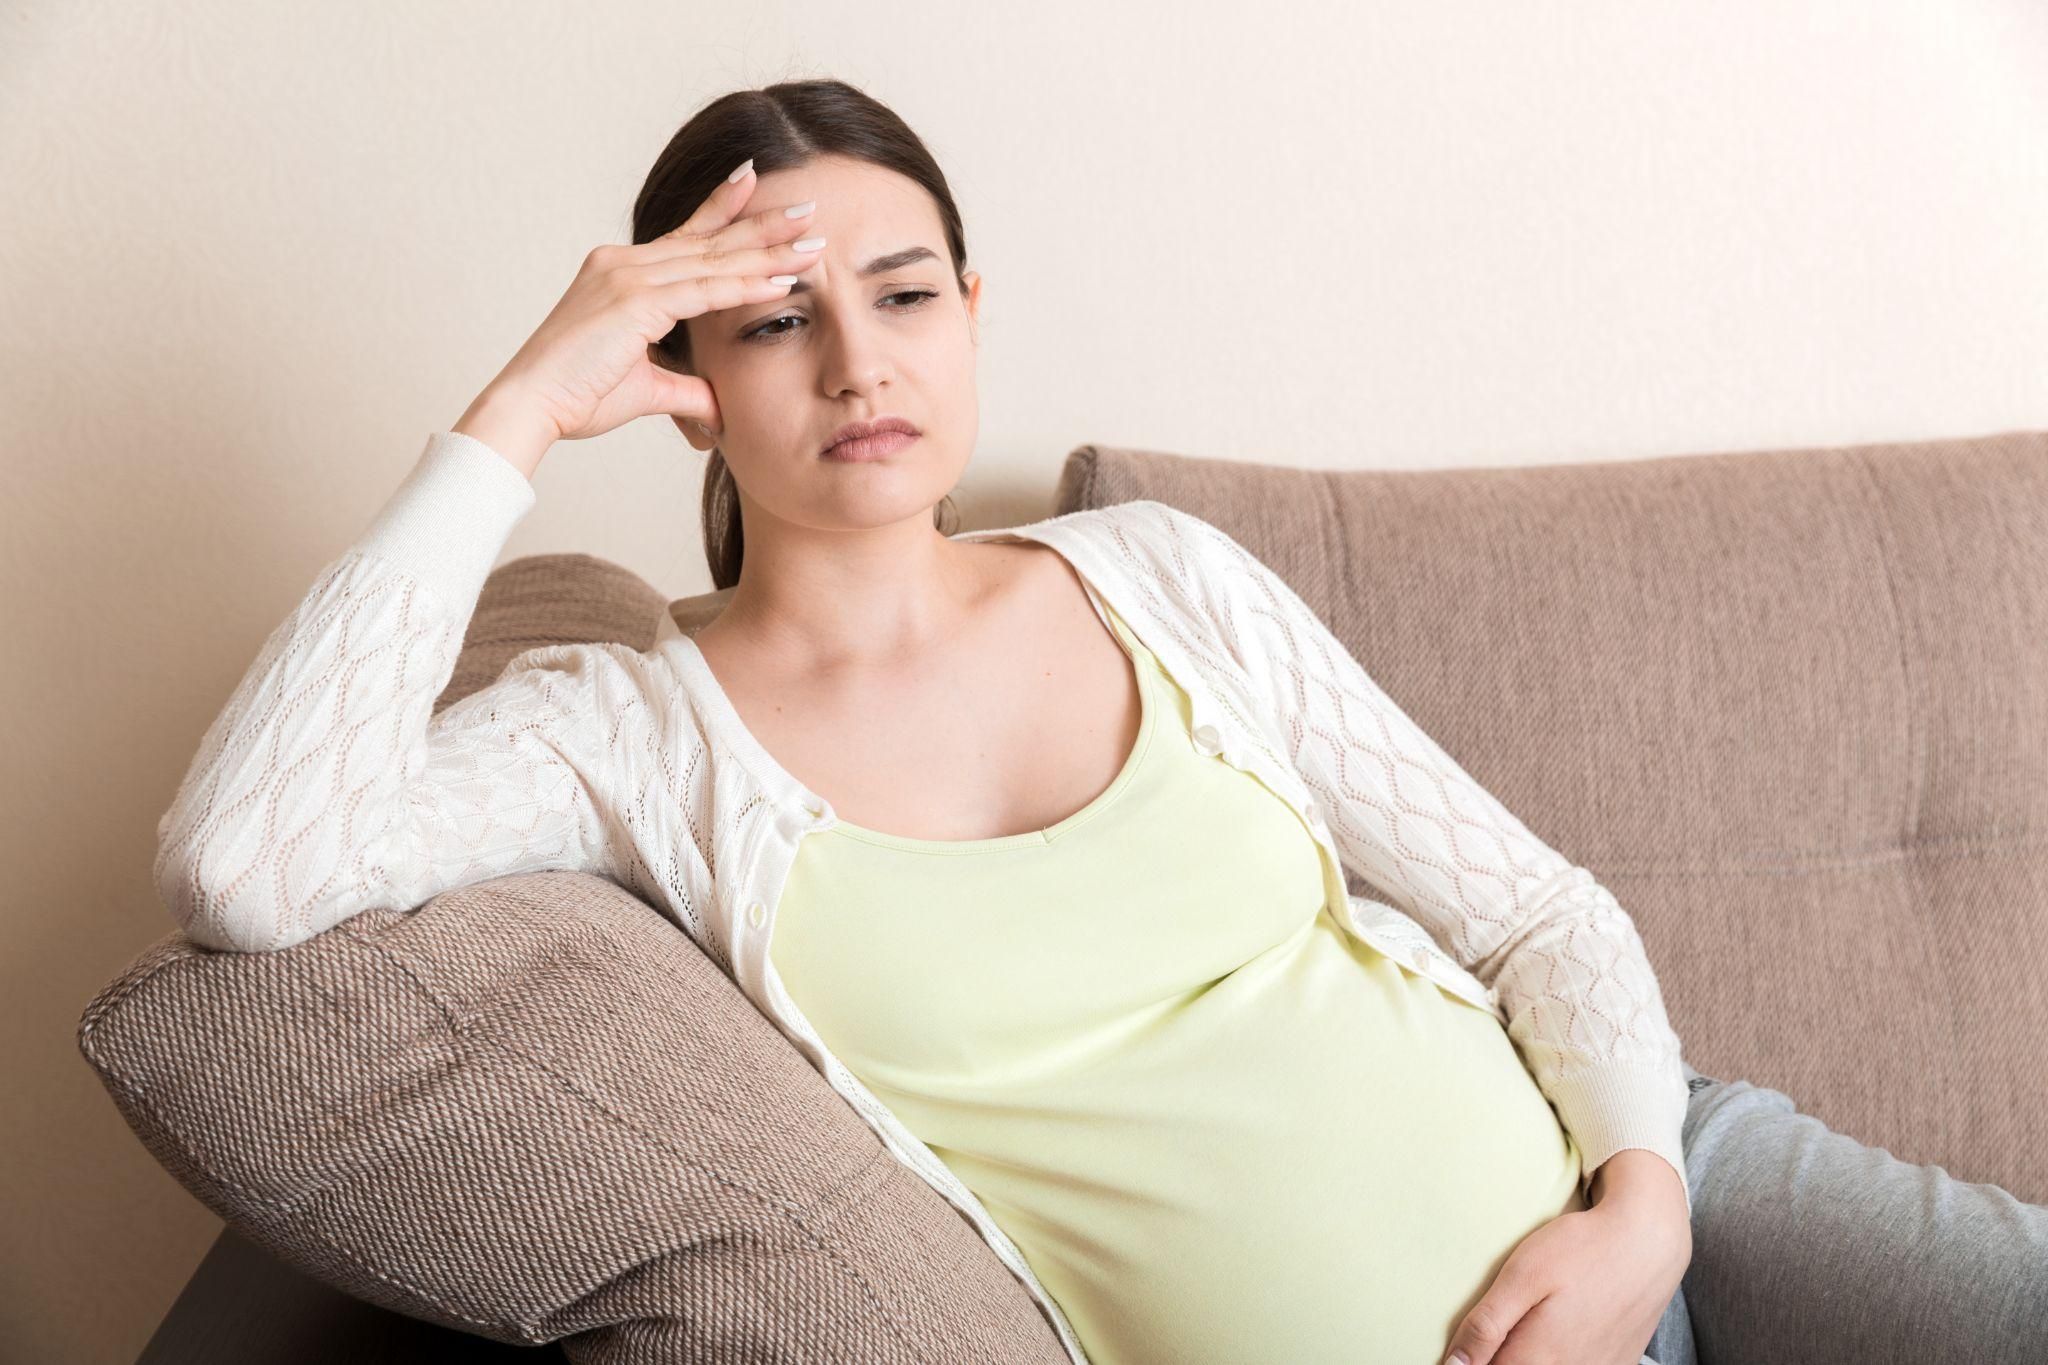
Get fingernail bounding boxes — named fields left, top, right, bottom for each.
left=791, top=236, right=826, bottom=252
left=784, top=200, right=815, bottom=218
left=726, top=158, right=754, bottom=184
left=1447, top=1353, right=1470, bottom=1365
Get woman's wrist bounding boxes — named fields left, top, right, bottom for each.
left=1588, top=1149, right=1687, bottom=1214
left=452, top=387, right=559, bottom=482
left=1589, top=1166, right=1691, bottom=1276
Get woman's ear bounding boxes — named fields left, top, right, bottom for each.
left=670, top=414, right=716, bottom=451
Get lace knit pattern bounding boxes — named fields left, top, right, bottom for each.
left=154, top=549, right=629, bottom=953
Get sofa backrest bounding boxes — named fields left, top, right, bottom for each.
left=1044, top=428, right=2048, bottom=1205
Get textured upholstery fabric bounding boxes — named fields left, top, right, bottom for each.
left=82, top=424, right=2047, bottom=1359
left=78, top=870, right=1072, bottom=1360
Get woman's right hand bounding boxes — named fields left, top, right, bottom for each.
left=455, top=158, right=825, bottom=471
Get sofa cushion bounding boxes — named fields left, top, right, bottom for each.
left=78, top=868, right=1071, bottom=1360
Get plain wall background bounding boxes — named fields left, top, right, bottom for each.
left=5, top=2, right=2046, bottom=1359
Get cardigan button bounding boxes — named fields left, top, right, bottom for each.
left=747, top=901, right=766, bottom=928
left=1191, top=723, right=1223, bottom=755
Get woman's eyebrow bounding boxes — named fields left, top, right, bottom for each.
left=781, top=245, right=939, bottom=295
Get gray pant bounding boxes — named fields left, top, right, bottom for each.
left=1638, top=1060, right=2048, bottom=1365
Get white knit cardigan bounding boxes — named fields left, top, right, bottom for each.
left=156, top=430, right=1693, bottom=1364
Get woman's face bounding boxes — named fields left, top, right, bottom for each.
left=675, top=153, right=982, bottom=535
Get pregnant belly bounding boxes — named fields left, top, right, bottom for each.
left=885, top=915, right=1586, bottom=1365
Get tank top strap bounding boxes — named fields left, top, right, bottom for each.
left=1082, top=577, right=1147, bottom=660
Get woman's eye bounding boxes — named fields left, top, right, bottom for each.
left=743, top=288, right=940, bottom=342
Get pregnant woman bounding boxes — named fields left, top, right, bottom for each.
left=156, top=77, right=2048, bottom=1365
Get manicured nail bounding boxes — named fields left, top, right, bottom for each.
left=792, top=236, right=826, bottom=252
left=768, top=275, right=798, bottom=286
left=784, top=200, right=815, bottom=218
left=726, top=158, right=754, bottom=184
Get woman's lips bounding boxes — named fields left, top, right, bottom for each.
left=821, top=430, right=919, bottom=461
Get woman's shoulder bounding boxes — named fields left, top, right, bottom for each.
left=1042, top=500, right=1253, bottom=608
left=457, top=639, right=670, bottom=736
left=498, top=635, right=660, bottom=680
left=1065, top=498, right=1235, bottom=556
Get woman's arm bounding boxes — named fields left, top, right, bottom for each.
left=1155, top=502, right=1692, bottom=1214
left=154, top=430, right=631, bottom=953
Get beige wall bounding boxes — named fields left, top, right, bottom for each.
left=7, top=2, right=2046, bottom=1359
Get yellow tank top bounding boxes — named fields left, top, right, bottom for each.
left=770, top=585, right=1585, bottom=1364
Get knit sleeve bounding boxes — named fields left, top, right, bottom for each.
left=153, top=431, right=630, bottom=955
left=1152, top=502, right=1693, bottom=1215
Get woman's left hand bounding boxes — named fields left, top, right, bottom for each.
left=1440, top=1178, right=1691, bottom=1365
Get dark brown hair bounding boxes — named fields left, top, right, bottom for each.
left=632, top=78, right=968, bottom=590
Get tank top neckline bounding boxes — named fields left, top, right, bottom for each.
left=821, top=591, right=1158, bottom=855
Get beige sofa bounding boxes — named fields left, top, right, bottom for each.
left=81, top=428, right=2048, bottom=1363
